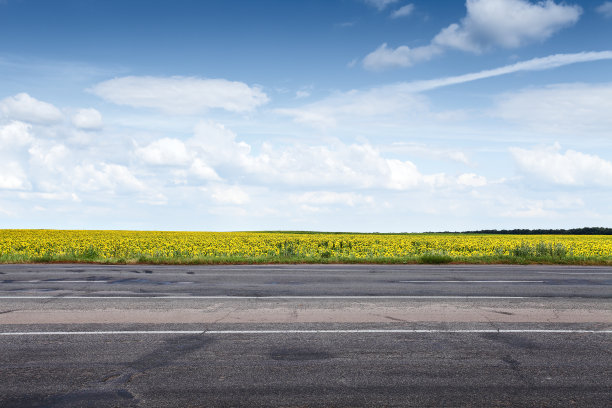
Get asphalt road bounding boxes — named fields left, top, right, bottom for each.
left=0, top=264, right=610, bottom=407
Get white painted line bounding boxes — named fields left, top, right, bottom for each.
left=0, top=295, right=528, bottom=299
left=23, top=280, right=108, bottom=283
left=398, top=280, right=544, bottom=283
left=535, top=272, right=612, bottom=275
left=205, top=329, right=612, bottom=334
left=1, top=329, right=610, bottom=336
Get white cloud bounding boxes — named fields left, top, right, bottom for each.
left=0, top=121, right=33, bottom=149
left=28, top=142, right=70, bottom=174
left=493, top=82, right=612, bottom=134
left=363, top=0, right=398, bottom=10
left=90, top=76, right=269, bottom=115
left=72, top=162, right=147, bottom=194
left=385, top=143, right=472, bottom=165
left=398, top=52, right=612, bottom=92
left=596, top=2, right=612, bottom=18
left=500, top=196, right=584, bottom=218
left=391, top=4, right=414, bottom=18
left=510, top=144, right=612, bottom=186
left=363, top=43, right=442, bottom=70
left=291, top=191, right=374, bottom=207
left=295, top=89, right=311, bottom=99
left=363, top=0, right=582, bottom=70
left=136, top=138, right=193, bottom=166
left=189, top=120, right=252, bottom=165
left=434, top=0, right=581, bottom=52
left=210, top=184, right=250, bottom=205
left=184, top=121, right=487, bottom=193
left=0, top=93, right=63, bottom=124
left=135, top=134, right=223, bottom=181
left=457, top=173, right=487, bottom=187
left=281, top=52, right=612, bottom=128
left=276, top=85, right=430, bottom=128
left=190, top=158, right=221, bottom=181
left=0, top=122, right=33, bottom=190
left=71, top=108, right=102, bottom=130
left=0, top=161, right=29, bottom=190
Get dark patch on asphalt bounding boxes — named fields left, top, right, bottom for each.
left=107, top=278, right=174, bottom=285
left=481, top=333, right=541, bottom=350
left=130, top=334, right=213, bottom=372
left=501, top=354, right=521, bottom=370
left=269, top=347, right=332, bottom=361
left=490, top=310, right=514, bottom=315
left=1, top=389, right=136, bottom=408
left=8, top=288, right=56, bottom=292
left=384, top=315, right=408, bottom=322
left=0, top=309, right=15, bottom=315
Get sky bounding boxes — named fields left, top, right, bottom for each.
left=1, top=0, right=611, bottom=232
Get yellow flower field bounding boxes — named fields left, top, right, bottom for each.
left=1, top=229, right=611, bottom=264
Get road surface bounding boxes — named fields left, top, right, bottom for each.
left=0, top=264, right=610, bottom=407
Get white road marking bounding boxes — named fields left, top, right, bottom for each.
left=535, top=272, right=612, bottom=275
left=0, top=295, right=528, bottom=299
left=15, top=280, right=194, bottom=284
left=0, top=329, right=610, bottom=336
left=398, top=280, right=544, bottom=283
left=23, top=280, right=108, bottom=283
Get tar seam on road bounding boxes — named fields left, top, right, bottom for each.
left=1, top=329, right=611, bottom=336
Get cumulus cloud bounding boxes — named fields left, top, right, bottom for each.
left=363, top=0, right=582, bottom=70
left=189, top=158, right=221, bottom=181
left=0, top=121, right=33, bottom=149
left=28, top=142, right=70, bottom=174
left=493, top=82, right=612, bottom=134
left=363, top=43, right=442, bottom=70
left=597, top=2, right=612, bottom=18
left=363, top=0, right=398, bottom=10
left=457, top=173, right=487, bottom=187
left=72, top=163, right=147, bottom=194
left=90, top=76, right=269, bottom=115
left=0, top=161, right=29, bottom=190
left=0, top=93, right=63, bottom=124
left=510, top=144, right=612, bottom=186
left=434, top=0, right=581, bottom=52
left=71, top=108, right=102, bottom=130
left=0, top=122, right=33, bottom=190
left=136, top=138, right=194, bottom=166
left=210, top=184, right=250, bottom=205
left=391, top=4, right=415, bottom=18
left=135, top=135, right=222, bottom=181
left=188, top=120, right=252, bottom=166
left=291, top=191, right=374, bottom=207
left=186, top=121, right=486, bottom=193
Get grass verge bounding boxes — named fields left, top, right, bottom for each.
left=1, top=253, right=611, bottom=265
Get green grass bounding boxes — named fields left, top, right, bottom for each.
left=1, top=252, right=611, bottom=265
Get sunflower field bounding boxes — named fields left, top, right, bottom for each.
left=0, top=229, right=611, bottom=264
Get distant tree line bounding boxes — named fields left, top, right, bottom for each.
left=460, top=227, right=612, bottom=235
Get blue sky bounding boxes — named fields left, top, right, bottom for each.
left=1, top=0, right=612, bottom=232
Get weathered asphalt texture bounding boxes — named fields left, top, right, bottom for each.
left=0, top=264, right=610, bottom=407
